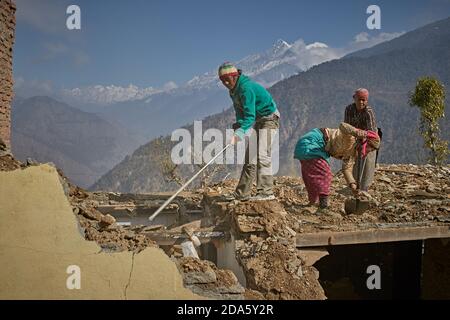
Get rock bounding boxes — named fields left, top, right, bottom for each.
left=181, top=241, right=199, bottom=258
left=417, top=199, right=443, bottom=206
left=378, top=176, right=392, bottom=184
left=297, top=266, right=303, bottom=278
left=411, top=190, right=441, bottom=199
left=186, top=285, right=244, bottom=300
left=386, top=185, right=395, bottom=193
left=285, top=226, right=297, bottom=237
left=301, top=207, right=316, bottom=215
left=326, top=211, right=343, bottom=220
left=311, top=268, right=320, bottom=280
left=285, top=259, right=301, bottom=274
left=26, top=157, right=37, bottom=166
left=80, top=207, right=103, bottom=221
left=216, top=270, right=245, bottom=294
left=426, top=183, right=438, bottom=193
left=235, top=240, right=245, bottom=251
left=100, top=214, right=116, bottom=226
left=183, top=268, right=217, bottom=285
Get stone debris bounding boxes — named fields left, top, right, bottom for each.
left=201, top=194, right=326, bottom=299
left=265, top=164, right=450, bottom=231
left=236, top=226, right=326, bottom=299
left=58, top=165, right=159, bottom=253
left=175, top=257, right=246, bottom=300
left=181, top=241, right=200, bottom=258
left=0, top=154, right=21, bottom=171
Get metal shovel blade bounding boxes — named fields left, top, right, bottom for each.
left=344, top=198, right=370, bottom=215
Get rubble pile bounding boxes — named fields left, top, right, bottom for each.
left=276, top=164, right=450, bottom=232
left=202, top=196, right=326, bottom=300
left=0, top=154, right=21, bottom=171
left=208, top=164, right=450, bottom=233
left=369, top=165, right=450, bottom=223
left=56, top=167, right=158, bottom=253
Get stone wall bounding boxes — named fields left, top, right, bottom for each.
left=0, top=0, right=15, bottom=151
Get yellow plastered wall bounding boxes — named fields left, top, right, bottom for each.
left=0, top=164, right=200, bottom=299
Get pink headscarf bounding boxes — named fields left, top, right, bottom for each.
left=353, top=88, right=369, bottom=100
left=359, top=130, right=380, bottom=158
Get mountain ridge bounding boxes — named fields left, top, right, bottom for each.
left=11, top=96, right=144, bottom=188
left=92, top=16, right=450, bottom=193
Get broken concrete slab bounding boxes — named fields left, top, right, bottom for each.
left=0, top=165, right=200, bottom=299
left=181, top=241, right=200, bottom=258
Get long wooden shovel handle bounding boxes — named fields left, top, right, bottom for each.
left=148, top=144, right=233, bottom=223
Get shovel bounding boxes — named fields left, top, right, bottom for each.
left=344, top=145, right=369, bottom=215
left=148, top=143, right=232, bottom=223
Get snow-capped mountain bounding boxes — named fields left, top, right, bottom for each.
left=62, top=38, right=319, bottom=139
left=183, top=38, right=326, bottom=90
left=60, top=38, right=335, bottom=107
left=48, top=33, right=402, bottom=140
left=60, top=82, right=178, bottom=106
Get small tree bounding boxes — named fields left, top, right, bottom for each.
left=409, top=77, right=448, bottom=165
left=156, top=139, right=225, bottom=190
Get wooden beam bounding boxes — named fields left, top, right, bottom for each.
left=145, top=231, right=227, bottom=246
left=296, top=225, right=450, bottom=247
left=377, top=168, right=424, bottom=176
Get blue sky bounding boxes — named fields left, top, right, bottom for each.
left=13, top=0, right=450, bottom=91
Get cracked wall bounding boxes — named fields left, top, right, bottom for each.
left=0, top=164, right=200, bottom=299
left=0, top=0, right=15, bottom=150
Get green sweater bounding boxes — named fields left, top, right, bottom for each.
left=230, top=75, right=277, bottom=139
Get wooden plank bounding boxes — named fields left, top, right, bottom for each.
left=377, top=168, right=424, bottom=176
left=145, top=231, right=227, bottom=246
left=296, top=226, right=450, bottom=247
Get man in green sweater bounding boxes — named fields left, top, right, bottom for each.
left=218, top=62, right=280, bottom=201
